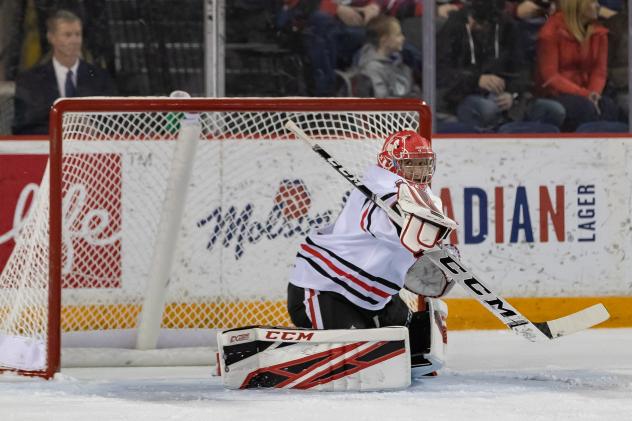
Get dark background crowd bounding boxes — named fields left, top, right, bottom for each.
left=0, top=0, right=628, bottom=134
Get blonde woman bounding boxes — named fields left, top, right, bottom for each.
left=536, top=0, right=618, bottom=131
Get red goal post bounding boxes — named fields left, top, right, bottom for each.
left=0, top=97, right=431, bottom=379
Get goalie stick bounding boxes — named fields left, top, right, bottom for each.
left=285, top=120, right=610, bottom=342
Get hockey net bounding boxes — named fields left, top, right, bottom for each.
left=0, top=97, right=431, bottom=378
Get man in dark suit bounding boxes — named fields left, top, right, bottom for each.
left=12, top=9, right=117, bottom=135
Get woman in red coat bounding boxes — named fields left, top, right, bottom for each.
left=536, top=0, right=618, bottom=131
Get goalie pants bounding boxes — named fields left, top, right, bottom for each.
left=287, top=283, right=432, bottom=363
left=287, top=282, right=411, bottom=329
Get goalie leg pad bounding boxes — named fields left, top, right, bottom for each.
left=409, top=298, right=448, bottom=377
left=217, top=326, right=411, bottom=391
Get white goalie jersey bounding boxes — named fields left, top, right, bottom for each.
left=290, top=164, right=443, bottom=311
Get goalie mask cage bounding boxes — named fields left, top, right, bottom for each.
left=0, top=97, right=431, bottom=379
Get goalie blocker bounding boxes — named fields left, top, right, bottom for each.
left=216, top=298, right=447, bottom=391
left=397, top=180, right=457, bottom=256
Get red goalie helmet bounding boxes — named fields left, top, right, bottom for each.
left=377, top=130, right=435, bottom=185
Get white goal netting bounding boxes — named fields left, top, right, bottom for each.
left=0, top=98, right=428, bottom=376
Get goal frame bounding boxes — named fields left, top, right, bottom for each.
left=30, top=97, right=431, bottom=379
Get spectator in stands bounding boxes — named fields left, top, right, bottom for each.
left=295, top=0, right=448, bottom=96
left=12, top=10, right=116, bottom=135
left=436, top=0, right=462, bottom=26
left=514, top=0, right=556, bottom=67
left=398, top=0, right=462, bottom=86
left=298, top=1, right=379, bottom=96
left=352, top=15, right=420, bottom=97
left=536, top=0, right=618, bottom=132
left=598, top=0, right=622, bottom=18
left=436, top=0, right=565, bottom=131
left=603, top=3, right=627, bottom=120
left=0, top=0, right=21, bottom=81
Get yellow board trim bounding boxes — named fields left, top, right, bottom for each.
left=60, top=301, right=292, bottom=331
left=444, top=297, right=630, bottom=330
left=54, top=296, right=632, bottom=330
left=3, top=297, right=629, bottom=333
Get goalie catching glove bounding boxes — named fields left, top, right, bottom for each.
left=405, top=244, right=460, bottom=297
left=397, top=181, right=457, bottom=256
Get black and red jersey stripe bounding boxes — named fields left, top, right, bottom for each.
left=296, top=253, right=381, bottom=306
left=295, top=237, right=400, bottom=306
left=360, top=192, right=397, bottom=236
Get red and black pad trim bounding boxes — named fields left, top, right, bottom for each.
left=294, top=340, right=406, bottom=389
left=240, top=352, right=336, bottom=389
left=240, top=340, right=406, bottom=389
left=355, top=339, right=405, bottom=363
left=222, top=340, right=285, bottom=367
left=240, top=341, right=366, bottom=389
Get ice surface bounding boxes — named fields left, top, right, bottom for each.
left=2, top=329, right=631, bottom=421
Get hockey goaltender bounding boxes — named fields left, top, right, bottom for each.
left=216, top=130, right=458, bottom=391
